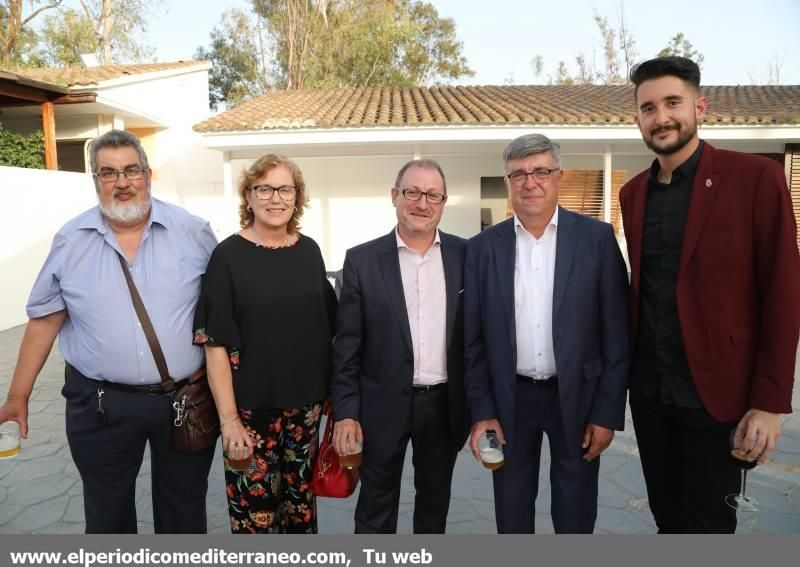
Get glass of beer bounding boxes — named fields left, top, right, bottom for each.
left=0, top=422, right=21, bottom=460
left=227, top=453, right=255, bottom=473
left=479, top=430, right=504, bottom=470
left=339, top=441, right=363, bottom=469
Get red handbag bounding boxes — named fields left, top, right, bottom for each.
left=311, top=401, right=359, bottom=498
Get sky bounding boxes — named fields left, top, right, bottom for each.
left=140, top=0, right=800, bottom=85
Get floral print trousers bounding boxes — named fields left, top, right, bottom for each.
left=225, top=403, right=322, bottom=534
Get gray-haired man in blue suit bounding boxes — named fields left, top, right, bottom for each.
left=464, top=133, right=629, bottom=533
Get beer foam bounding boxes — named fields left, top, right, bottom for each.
left=480, top=447, right=503, bottom=464
left=0, top=432, right=20, bottom=458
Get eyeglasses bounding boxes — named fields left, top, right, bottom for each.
left=250, top=184, right=297, bottom=201
left=506, top=168, right=560, bottom=186
left=398, top=188, right=447, bottom=204
left=93, top=166, right=147, bottom=182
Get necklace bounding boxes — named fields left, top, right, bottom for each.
left=251, top=226, right=290, bottom=249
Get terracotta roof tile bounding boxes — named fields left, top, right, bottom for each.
left=194, top=84, right=800, bottom=133
left=10, top=61, right=208, bottom=87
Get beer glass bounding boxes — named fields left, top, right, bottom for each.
left=0, top=422, right=21, bottom=460
left=226, top=442, right=256, bottom=474
left=479, top=430, right=504, bottom=470
left=339, top=441, right=363, bottom=469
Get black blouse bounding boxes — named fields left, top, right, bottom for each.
left=193, top=233, right=336, bottom=410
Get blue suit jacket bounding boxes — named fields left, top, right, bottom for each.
left=464, top=207, right=629, bottom=456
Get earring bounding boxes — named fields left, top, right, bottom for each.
left=247, top=205, right=252, bottom=212
left=293, top=206, right=298, bottom=213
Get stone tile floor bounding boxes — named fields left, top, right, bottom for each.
left=0, top=324, right=797, bottom=534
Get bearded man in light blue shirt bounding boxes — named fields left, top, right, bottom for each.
left=0, top=130, right=218, bottom=533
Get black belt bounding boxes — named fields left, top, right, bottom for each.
left=67, top=364, right=187, bottom=396
left=412, top=383, right=447, bottom=393
left=516, top=374, right=558, bottom=386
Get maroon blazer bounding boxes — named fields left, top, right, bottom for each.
left=620, top=142, right=800, bottom=422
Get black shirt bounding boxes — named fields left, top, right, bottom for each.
left=631, top=141, right=704, bottom=407
left=194, top=233, right=336, bottom=410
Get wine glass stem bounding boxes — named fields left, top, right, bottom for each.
left=740, top=469, right=748, bottom=499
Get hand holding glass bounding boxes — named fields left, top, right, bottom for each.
left=725, top=430, right=759, bottom=512
left=0, top=422, right=21, bottom=459
left=339, top=441, right=363, bottom=469
left=479, top=430, right=504, bottom=470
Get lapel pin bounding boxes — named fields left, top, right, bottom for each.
left=705, top=178, right=713, bottom=188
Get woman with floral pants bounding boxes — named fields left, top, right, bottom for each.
left=193, top=154, right=336, bottom=534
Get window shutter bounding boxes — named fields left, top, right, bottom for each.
left=788, top=145, right=800, bottom=251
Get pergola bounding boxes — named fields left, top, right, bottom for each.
left=0, top=70, right=95, bottom=169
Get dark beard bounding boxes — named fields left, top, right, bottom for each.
left=644, top=123, right=697, bottom=156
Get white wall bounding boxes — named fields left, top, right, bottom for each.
left=0, top=167, right=96, bottom=330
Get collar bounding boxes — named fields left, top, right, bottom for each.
left=513, top=206, right=559, bottom=235
left=649, top=139, right=704, bottom=185
left=395, top=227, right=441, bottom=250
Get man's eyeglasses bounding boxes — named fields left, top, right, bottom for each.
left=506, top=168, right=560, bottom=186
left=93, top=166, right=147, bottom=182
left=250, top=184, right=298, bottom=201
left=398, top=188, right=447, bottom=204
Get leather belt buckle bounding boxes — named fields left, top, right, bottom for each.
left=516, top=374, right=558, bottom=386
left=412, top=383, right=447, bottom=393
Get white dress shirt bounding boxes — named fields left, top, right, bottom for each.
left=514, top=208, right=558, bottom=378
left=396, top=229, right=448, bottom=386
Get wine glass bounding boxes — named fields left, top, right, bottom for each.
left=725, top=430, right=759, bottom=512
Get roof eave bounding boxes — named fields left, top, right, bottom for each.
left=198, top=123, right=800, bottom=152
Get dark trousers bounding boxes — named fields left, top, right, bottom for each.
left=630, top=389, right=739, bottom=533
left=62, top=365, right=215, bottom=534
left=355, top=388, right=459, bottom=533
left=493, top=381, right=599, bottom=534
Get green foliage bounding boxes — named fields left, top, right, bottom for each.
left=0, top=123, right=45, bottom=169
left=657, top=33, right=705, bottom=68
left=0, top=1, right=61, bottom=69
left=39, top=8, right=98, bottom=66
left=194, top=8, right=268, bottom=111
left=0, top=1, right=160, bottom=69
left=198, top=0, right=474, bottom=108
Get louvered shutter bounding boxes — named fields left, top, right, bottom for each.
left=787, top=145, right=800, bottom=251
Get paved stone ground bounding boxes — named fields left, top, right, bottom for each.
left=0, top=323, right=798, bottom=534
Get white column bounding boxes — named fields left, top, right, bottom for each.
left=222, top=151, right=233, bottom=199
left=603, top=145, right=612, bottom=223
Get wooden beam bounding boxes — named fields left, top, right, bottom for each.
left=41, top=101, right=58, bottom=170
left=0, top=83, right=50, bottom=103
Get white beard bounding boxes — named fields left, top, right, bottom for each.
left=98, top=190, right=151, bottom=225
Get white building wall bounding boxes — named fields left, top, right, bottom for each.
left=0, top=167, right=96, bottom=330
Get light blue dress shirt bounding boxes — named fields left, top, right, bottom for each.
left=27, top=198, right=217, bottom=385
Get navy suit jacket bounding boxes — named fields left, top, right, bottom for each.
left=332, top=229, right=469, bottom=461
left=464, top=207, right=629, bottom=456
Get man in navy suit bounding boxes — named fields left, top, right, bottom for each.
left=464, top=133, right=629, bottom=533
left=332, top=159, right=468, bottom=533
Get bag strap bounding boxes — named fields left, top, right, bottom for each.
left=116, top=253, right=175, bottom=393
left=321, top=400, right=335, bottom=445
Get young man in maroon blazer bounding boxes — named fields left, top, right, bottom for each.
left=620, top=56, right=800, bottom=533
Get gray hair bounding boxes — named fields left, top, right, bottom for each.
left=502, top=134, right=561, bottom=170
left=394, top=158, right=448, bottom=194
left=88, top=129, right=150, bottom=173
